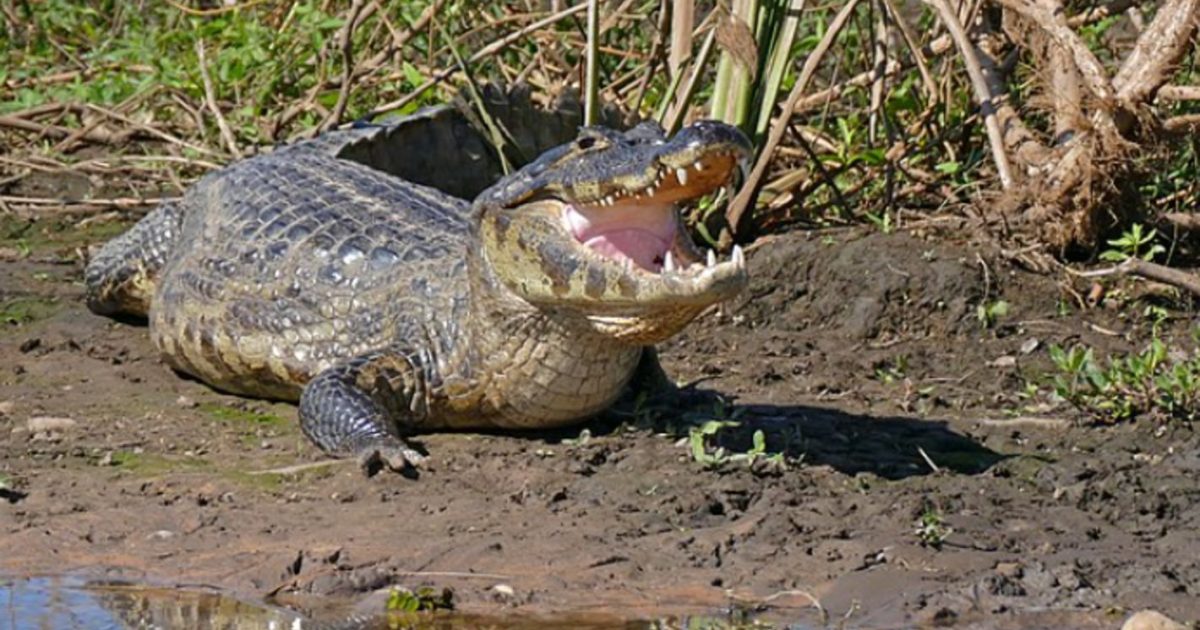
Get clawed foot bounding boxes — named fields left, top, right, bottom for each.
left=356, top=441, right=427, bottom=478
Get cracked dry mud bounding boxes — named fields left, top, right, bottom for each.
left=1, top=218, right=1198, bottom=627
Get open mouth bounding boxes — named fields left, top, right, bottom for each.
left=561, top=152, right=745, bottom=275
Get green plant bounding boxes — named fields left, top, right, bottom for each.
left=873, top=355, right=908, bottom=384
left=1100, top=223, right=1165, bottom=262
left=915, top=508, right=951, bottom=549
left=684, top=404, right=785, bottom=469
left=1048, top=337, right=1200, bottom=423
left=385, top=586, right=453, bottom=613
left=976, top=300, right=1009, bottom=330
left=864, top=210, right=894, bottom=234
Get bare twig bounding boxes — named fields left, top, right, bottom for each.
left=0, top=195, right=178, bottom=217
left=884, top=0, right=941, bottom=102
left=166, top=0, right=265, bottom=16
left=924, top=0, right=1015, bottom=189
left=1113, top=0, right=1200, bottom=103
left=868, top=0, right=888, bottom=143
left=974, top=37, right=1053, bottom=169
left=996, top=0, right=1117, bottom=104
left=1065, top=0, right=1140, bottom=27
left=1157, top=212, right=1200, bottom=232
left=363, top=4, right=588, bottom=119
left=0, top=114, right=127, bottom=145
left=1069, top=258, right=1200, bottom=297
left=1164, top=114, right=1200, bottom=134
left=1158, top=85, right=1200, bottom=101
left=195, top=40, right=242, bottom=159
left=321, top=0, right=367, bottom=132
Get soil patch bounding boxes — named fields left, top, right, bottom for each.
left=1, top=221, right=1198, bottom=627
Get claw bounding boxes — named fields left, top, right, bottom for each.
left=732, top=244, right=745, bottom=269
left=357, top=441, right=426, bottom=477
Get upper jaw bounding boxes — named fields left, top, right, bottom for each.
left=559, top=143, right=748, bottom=277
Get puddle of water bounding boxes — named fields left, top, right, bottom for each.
left=0, top=576, right=1120, bottom=629
left=0, top=576, right=300, bottom=630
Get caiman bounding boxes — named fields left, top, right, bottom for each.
left=85, top=91, right=751, bottom=474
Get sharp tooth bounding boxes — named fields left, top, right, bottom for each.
left=693, top=161, right=704, bottom=171
left=733, top=244, right=745, bottom=268
left=706, top=248, right=716, bottom=267
left=605, top=195, right=615, bottom=206
left=663, top=251, right=676, bottom=273
left=676, top=168, right=689, bottom=186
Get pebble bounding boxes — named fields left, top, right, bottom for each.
left=26, top=416, right=77, bottom=432
left=0, top=401, right=13, bottom=416
left=176, top=395, right=198, bottom=409
left=989, top=355, right=1017, bottom=368
left=994, top=561, right=1022, bottom=578
left=1122, top=610, right=1188, bottom=630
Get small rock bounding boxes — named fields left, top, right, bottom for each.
left=1121, top=610, right=1187, bottom=630
left=1019, top=338, right=1040, bottom=355
left=175, top=395, right=198, bottom=409
left=26, top=416, right=77, bottom=432
left=994, top=561, right=1023, bottom=578
left=18, top=338, right=40, bottom=353
left=98, top=452, right=114, bottom=466
left=491, top=583, right=517, bottom=603
left=0, top=401, right=13, bottom=416
left=989, top=355, right=1017, bottom=368
left=147, top=530, right=176, bottom=540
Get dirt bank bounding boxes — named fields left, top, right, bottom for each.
left=1, top=219, right=1198, bottom=627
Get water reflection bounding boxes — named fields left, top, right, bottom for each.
left=1, top=576, right=299, bottom=630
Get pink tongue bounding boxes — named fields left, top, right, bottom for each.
left=583, top=231, right=668, bottom=271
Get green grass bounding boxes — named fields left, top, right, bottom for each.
left=0, top=215, right=133, bottom=256
left=199, top=402, right=288, bottom=428
left=105, top=450, right=211, bottom=476
left=0, top=297, right=62, bottom=327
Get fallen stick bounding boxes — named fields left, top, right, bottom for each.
left=1070, top=257, right=1200, bottom=297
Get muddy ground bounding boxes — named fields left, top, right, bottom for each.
left=1, top=214, right=1198, bottom=628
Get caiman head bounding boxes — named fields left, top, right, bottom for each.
left=471, top=120, right=752, bottom=344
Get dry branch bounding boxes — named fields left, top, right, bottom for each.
left=363, top=4, right=588, bottom=120
left=924, top=0, right=1015, bottom=189
left=320, top=0, right=368, bottom=132
left=1113, top=0, right=1200, bottom=103
left=1072, top=258, right=1200, bottom=298
left=195, top=41, right=242, bottom=159
left=1158, top=85, right=1200, bottom=101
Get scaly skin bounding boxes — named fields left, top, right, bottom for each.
left=85, top=97, right=750, bottom=475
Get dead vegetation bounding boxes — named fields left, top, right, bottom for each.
left=0, top=1, right=1197, bottom=258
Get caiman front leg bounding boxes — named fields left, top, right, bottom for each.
left=299, top=347, right=432, bottom=476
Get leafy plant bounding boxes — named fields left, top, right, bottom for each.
left=873, top=355, right=908, bottom=384
left=915, top=507, right=952, bottom=549
left=1099, top=223, right=1165, bottom=262
left=385, top=586, right=453, bottom=613
left=1048, top=337, right=1200, bottom=423
left=976, top=300, right=1009, bottom=330
left=684, top=404, right=784, bottom=469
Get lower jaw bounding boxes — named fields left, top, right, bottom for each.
left=585, top=303, right=711, bottom=344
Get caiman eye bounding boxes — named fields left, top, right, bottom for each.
left=574, top=131, right=610, bottom=152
